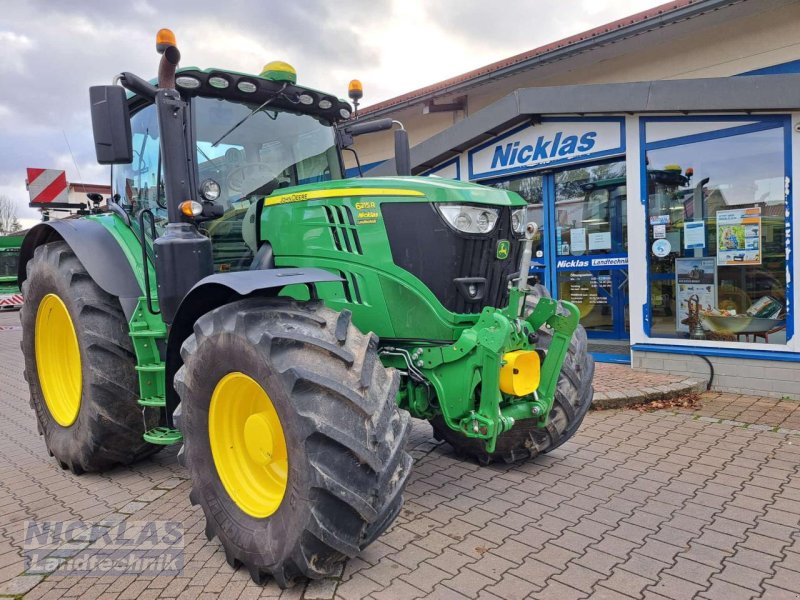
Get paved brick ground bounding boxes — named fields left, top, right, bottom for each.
left=1, top=310, right=799, bottom=599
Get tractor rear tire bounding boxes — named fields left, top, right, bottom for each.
left=431, top=285, right=594, bottom=464
left=174, top=298, right=412, bottom=587
left=20, top=241, right=160, bottom=474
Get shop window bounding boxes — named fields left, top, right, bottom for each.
left=644, top=120, right=789, bottom=344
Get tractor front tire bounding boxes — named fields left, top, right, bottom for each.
left=431, top=285, right=594, bottom=464
left=20, top=241, right=159, bottom=474
left=174, top=298, right=412, bottom=587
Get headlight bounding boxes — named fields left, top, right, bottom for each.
left=438, top=205, right=499, bottom=234
left=511, top=209, right=523, bottom=234
left=200, top=179, right=221, bottom=201
left=511, top=207, right=538, bottom=235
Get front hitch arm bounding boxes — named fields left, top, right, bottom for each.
left=523, top=297, right=581, bottom=426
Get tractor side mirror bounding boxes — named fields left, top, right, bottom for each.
left=341, top=118, right=412, bottom=176
left=89, top=85, right=133, bottom=165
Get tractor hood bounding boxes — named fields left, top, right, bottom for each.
left=262, top=176, right=527, bottom=208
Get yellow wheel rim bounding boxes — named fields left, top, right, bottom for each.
left=209, top=372, right=288, bottom=518
left=35, top=293, right=82, bottom=427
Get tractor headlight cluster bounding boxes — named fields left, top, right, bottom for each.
left=200, top=178, right=221, bottom=201
left=437, top=205, right=499, bottom=234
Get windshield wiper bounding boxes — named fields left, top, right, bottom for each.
left=211, top=83, right=287, bottom=147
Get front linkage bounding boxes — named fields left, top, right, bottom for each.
left=388, top=226, right=581, bottom=453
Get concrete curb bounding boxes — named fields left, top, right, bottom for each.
left=591, top=377, right=708, bottom=410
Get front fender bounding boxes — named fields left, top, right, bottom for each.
left=18, top=219, right=143, bottom=319
left=164, top=268, right=342, bottom=425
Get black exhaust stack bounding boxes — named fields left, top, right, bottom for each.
left=152, top=30, right=213, bottom=324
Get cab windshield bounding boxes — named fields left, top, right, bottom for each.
left=194, top=97, right=342, bottom=208
left=113, top=96, right=343, bottom=272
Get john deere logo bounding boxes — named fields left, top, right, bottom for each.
left=496, top=240, right=510, bottom=260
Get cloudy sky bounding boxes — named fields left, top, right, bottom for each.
left=0, top=0, right=664, bottom=226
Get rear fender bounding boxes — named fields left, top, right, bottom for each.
left=164, top=268, right=342, bottom=425
left=18, top=220, right=143, bottom=320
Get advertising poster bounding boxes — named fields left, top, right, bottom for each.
left=683, top=221, right=706, bottom=250
left=675, top=257, right=717, bottom=333
left=716, top=207, right=761, bottom=265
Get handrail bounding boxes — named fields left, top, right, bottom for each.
left=138, top=209, right=161, bottom=315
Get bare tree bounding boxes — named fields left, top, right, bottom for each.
left=0, top=195, right=22, bottom=234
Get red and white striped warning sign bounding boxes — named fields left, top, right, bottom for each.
left=27, top=168, right=68, bottom=206
left=0, top=293, right=23, bottom=310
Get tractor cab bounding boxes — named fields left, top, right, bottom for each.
left=112, top=62, right=351, bottom=273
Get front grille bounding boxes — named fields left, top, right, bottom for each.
left=382, top=203, right=522, bottom=313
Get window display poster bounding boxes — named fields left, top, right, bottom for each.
left=683, top=221, right=705, bottom=250
left=675, top=257, right=717, bottom=333
left=570, top=228, right=586, bottom=253
left=588, top=231, right=612, bottom=251
left=716, top=207, right=761, bottom=266
left=565, top=271, right=611, bottom=307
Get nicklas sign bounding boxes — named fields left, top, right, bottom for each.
left=468, top=119, right=625, bottom=180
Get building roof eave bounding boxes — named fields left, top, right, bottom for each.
left=367, top=74, right=800, bottom=176
left=359, top=0, right=746, bottom=119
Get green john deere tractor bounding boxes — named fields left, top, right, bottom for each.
left=0, top=234, right=23, bottom=310
left=18, top=30, right=593, bottom=585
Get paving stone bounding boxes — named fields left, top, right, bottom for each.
left=646, top=573, right=706, bottom=600
left=426, top=548, right=478, bottom=576
left=700, top=577, right=758, bottom=600
left=532, top=542, right=581, bottom=569
left=303, top=578, right=339, bottom=600
left=552, top=562, right=607, bottom=593
left=618, top=552, right=671, bottom=581
left=335, top=573, right=382, bottom=600
left=426, top=583, right=472, bottom=600
left=400, top=562, right=450, bottom=593
left=715, top=562, right=769, bottom=592
left=601, top=568, right=656, bottom=597
left=441, top=567, right=494, bottom=597
left=507, top=556, right=562, bottom=585
left=763, top=566, right=800, bottom=594
left=663, top=557, right=719, bottom=586
left=371, top=578, right=425, bottom=600
left=759, top=583, right=800, bottom=600
left=0, top=574, right=44, bottom=595
left=483, top=572, right=541, bottom=599
left=469, top=552, right=516, bottom=581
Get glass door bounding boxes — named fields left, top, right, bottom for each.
left=486, top=160, right=629, bottom=340
left=550, top=160, right=629, bottom=340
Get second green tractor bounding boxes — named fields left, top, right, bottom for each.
left=18, top=30, right=594, bottom=586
